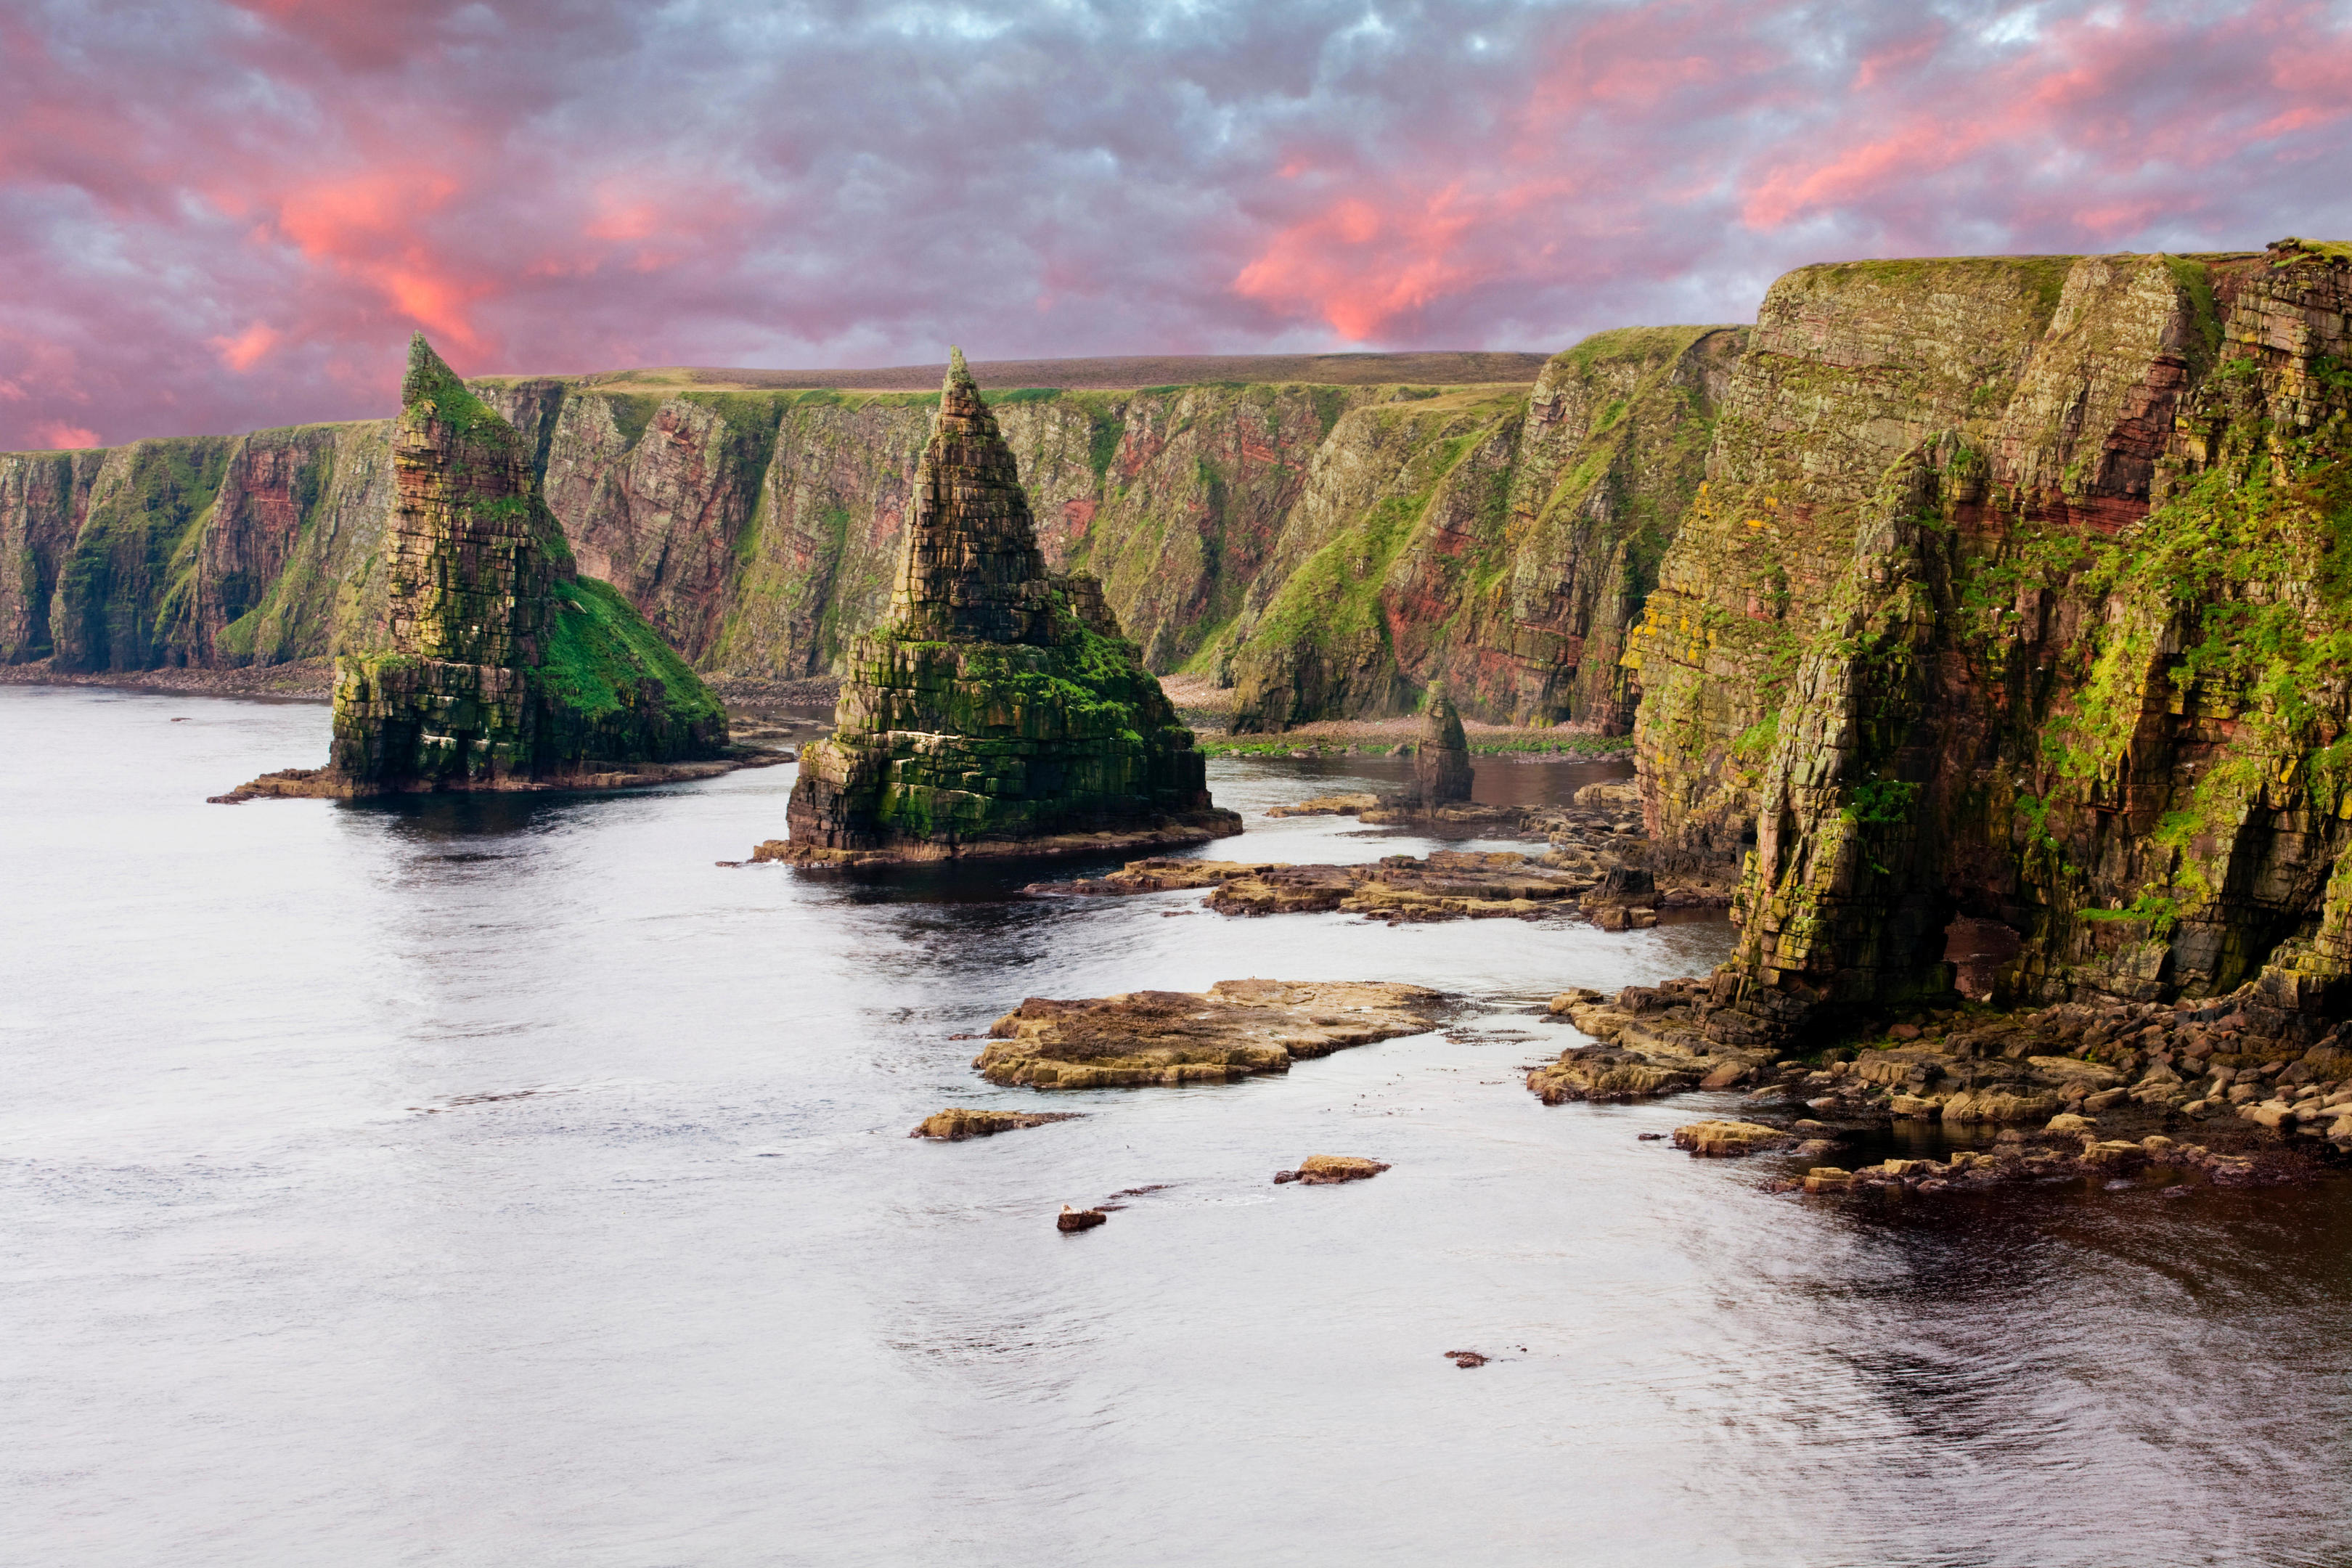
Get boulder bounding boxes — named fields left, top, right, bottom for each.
left=1671, top=1119, right=1789, bottom=1156
left=1057, top=1206, right=1108, bottom=1233
left=1940, top=1087, right=2062, bottom=1124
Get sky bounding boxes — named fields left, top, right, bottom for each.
left=4, top=0, right=2350, bottom=451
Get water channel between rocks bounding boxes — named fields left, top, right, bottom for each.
left=6, top=685, right=2351, bottom=1568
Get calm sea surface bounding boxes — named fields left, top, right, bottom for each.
left=5, top=685, right=2351, bottom=1567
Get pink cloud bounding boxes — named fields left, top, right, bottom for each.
left=31, top=420, right=100, bottom=449
left=211, top=322, right=281, bottom=371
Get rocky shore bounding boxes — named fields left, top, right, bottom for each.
left=1535, top=976, right=2352, bottom=1193
left=0, top=656, right=333, bottom=701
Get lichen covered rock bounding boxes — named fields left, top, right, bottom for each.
left=775, top=350, right=1239, bottom=862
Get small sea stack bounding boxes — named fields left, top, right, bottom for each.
left=1412, top=685, right=1473, bottom=808
left=756, top=348, right=1241, bottom=865
left=216, top=335, right=732, bottom=800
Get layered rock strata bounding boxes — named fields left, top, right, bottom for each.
left=224, top=337, right=727, bottom=797
left=767, top=351, right=1239, bottom=864
left=972, top=979, right=1450, bottom=1088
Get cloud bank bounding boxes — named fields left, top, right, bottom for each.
left=4, top=0, right=2349, bottom=448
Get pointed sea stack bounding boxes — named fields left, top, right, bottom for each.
left=1413, top=685, right=1474, bottom=807
left=760, top=350, right=1241, bottom=865
left=216, top=335, right=730, bottom=799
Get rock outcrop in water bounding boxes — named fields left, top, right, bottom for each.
left=219, top=336, right=728, bottom=798
left=1410, top=685, right=1474, bottom=807
left=759, top=351, right=1240, bottom=864
left=973, top=979, right=1449, bottom=1088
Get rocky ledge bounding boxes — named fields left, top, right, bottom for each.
left=1026, top=842, right=1726, bottom=926
left=1537, top=976, right=2352, bottom=1193
left=971, top=979, right=1450, bottom=1089
left=1784, top=1131, right=2301, bottom=1197
left=1265, top=777, right=1736, bottom=916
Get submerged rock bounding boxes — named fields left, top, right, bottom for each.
left=762, top=349, right=1240, bottom=865
left=1274, top=1155, right=1391, bottom=1184
left=972, top=978, right=1450, bottom=1089
left=216, top=335, right=731, bottom=800
left=908, top=1108, right=1082, bottom=1140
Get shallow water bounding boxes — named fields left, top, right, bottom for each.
left=5, top=685, right=2350, bottom=1567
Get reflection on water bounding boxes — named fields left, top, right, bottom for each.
left=4, top=685, right=2349, bottom=1568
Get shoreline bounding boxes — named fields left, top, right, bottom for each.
left=0, top=657, right=335, bottom=703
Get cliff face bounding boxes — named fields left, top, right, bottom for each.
left=2, top=422, right=393, bottom=673
left=473, top=379, right=1374, bottom=687
left=1220, top=327, right=1740, bottom=730
left=1628, top=241, right=2352, bottom=1044
left=4, top=352, right=1723, bottom=735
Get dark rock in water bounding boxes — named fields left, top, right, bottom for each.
left=1056, top=1206, right=1108, bottom=1233
left=1445, top=1349, right=1490, bottom=1368
left=216, top=335, right=730, bottom=800
left=761, top=348, right=1241, bottom=865
left=1274, top=1155, right=1390, bottom=1185
left=908, top=1108, right=1082, bottom=1140
left=1411, top=685, right=1474, bottom=807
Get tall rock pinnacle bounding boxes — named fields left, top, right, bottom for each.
left=888, top=346, right=1054, bottom=644
left=766, top=348, right=1240, bottom=864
